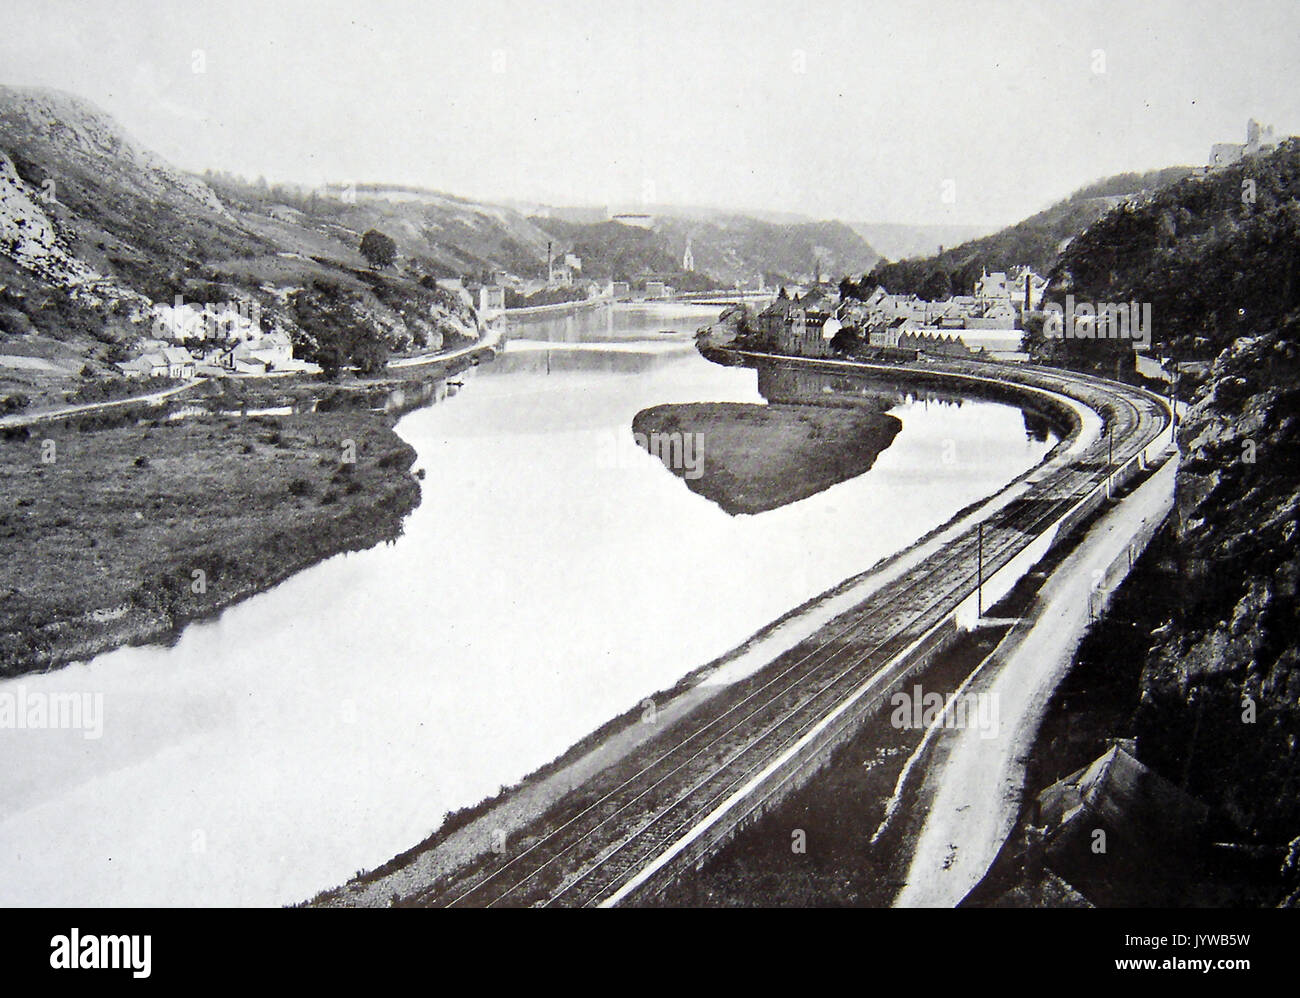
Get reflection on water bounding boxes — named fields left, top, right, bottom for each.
left=0, top=308, right=1056, bottom=907
left=757, top=360, right=1056, bottom=443
left=507, top=302, right=720, bottom=343
left=486, top=341, right=697, bottom=377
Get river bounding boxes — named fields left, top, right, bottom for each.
left=0, top=304, right=1056, bottom=906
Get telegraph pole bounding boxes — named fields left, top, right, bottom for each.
left=977, top=521, right=984, bottom=619
left=1107, top=425, right=1113, bottom=498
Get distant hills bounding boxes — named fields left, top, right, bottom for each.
left=848, top=166, right=1197, bottom=300
left=0, top=84, right=877, bottom=382
left=657, top=216, right=877, bottom=287
left=529, top=213, right=878, bottom=288
left=849, top=222, right=993, bottom=263
left=3, top=82, right=1261, bottom=386
left=530, top=201, right=818, bottom=227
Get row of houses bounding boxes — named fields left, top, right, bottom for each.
left=150, top=298, right=264, bottom=344
left=439, top=269, right=676, bottom=310
left=118, top=330, right=295, bottom=379
left=754, top=284, right=985, bottom=361
left=755, top=289, right=841, bottom=358
left=846, top=269, right=1043, bottom=334
left=824, top=267, right=1045, bottom=351
left=118, top=346, right=197, bottom=379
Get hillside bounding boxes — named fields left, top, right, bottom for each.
left=1009, top=141, right=1300, bottom=904
left=0, top=86, right=498, bottom=406
left=1113, top=146, right=1300, bottom=891
left=1030, top=142, right=1300, bottom=366
left=524, top=216, right=711, bottom=289
left=202, top=176, right=555, bottom=282
left=0, top=86, right=258, bottom=330
left=1145, top=331, right=1300, bottom=859
left=845, top=166, right=1195, bottom=299
left=661, top=216, right=877, bottom=286
left=849, top=221, right=992, bottom=263
left=0, top=83, right=881, bottom=403
left=530, top=213, right=879, bottom=288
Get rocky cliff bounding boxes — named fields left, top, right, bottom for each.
left=1135, top=330, right=1300, bottom=897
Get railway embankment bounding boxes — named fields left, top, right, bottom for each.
left=310, top=348, right=1171, bottom=907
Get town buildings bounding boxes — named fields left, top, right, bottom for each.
left=479, top=285, right=505, bottom=315
left=840, top=266, right=1043, bottom=347
left=755, top=289, right=839, bottom=358
left=118, top=345, right=196, bottom=379
left=756, top=265, right=1045, bottom=361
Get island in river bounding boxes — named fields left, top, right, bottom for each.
left=632, top=401, right=903, bottom=514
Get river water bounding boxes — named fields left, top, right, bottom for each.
left=0, top=304, right=1055, bottom=906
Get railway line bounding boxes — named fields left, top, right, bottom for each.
left=398, top=354, right=1173, bottom=908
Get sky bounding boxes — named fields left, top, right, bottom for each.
left=1, top=0, right=1298, bottom=227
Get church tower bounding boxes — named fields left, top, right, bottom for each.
left=682, top=239, right=694, bottom=272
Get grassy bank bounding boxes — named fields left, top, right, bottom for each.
left=0, top=405, right=420, bottom=677
left=632, top=401, right=902, bottom=515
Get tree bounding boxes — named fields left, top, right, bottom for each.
left=919, top=268, right=954, bottom=301
left=349, top=328, right=390, bottom=375
left=830, top=326, right=862, bottom=355
left=360, top=229, right=397, bottom=269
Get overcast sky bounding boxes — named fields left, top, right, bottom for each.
left=2, top=0, right=1298, bottom=226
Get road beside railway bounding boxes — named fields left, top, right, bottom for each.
left=894, top=454, right=1178, bottom=907
left=310, top=350, right=1172, bottom=908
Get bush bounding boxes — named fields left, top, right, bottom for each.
left=360, top=229, right=397, bottom=269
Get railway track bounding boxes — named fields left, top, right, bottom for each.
left=402, top=359, right=1171, bottom=908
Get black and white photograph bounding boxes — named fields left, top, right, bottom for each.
left=0, top=0, right=1295, bottom=975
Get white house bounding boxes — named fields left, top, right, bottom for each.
left=229, top=331, right=293, bottom=372
left=160, top=347, right=196, bottom=378
left=479, top=285, right=505, bottom=314
left=119, top=346, right=196, bottom=379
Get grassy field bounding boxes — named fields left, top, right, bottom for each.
left=632, top=401, right=902, bottom=515
left=0, top=407, right=419, bottom=677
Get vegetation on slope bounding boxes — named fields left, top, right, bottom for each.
left=841, top=166, right=1194, bottom=301
left=530, top=214, right=878, bottom=289
left=994, top=141, right=1300, bottom=905
left=1027, top=141, right=1300, bottom=368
